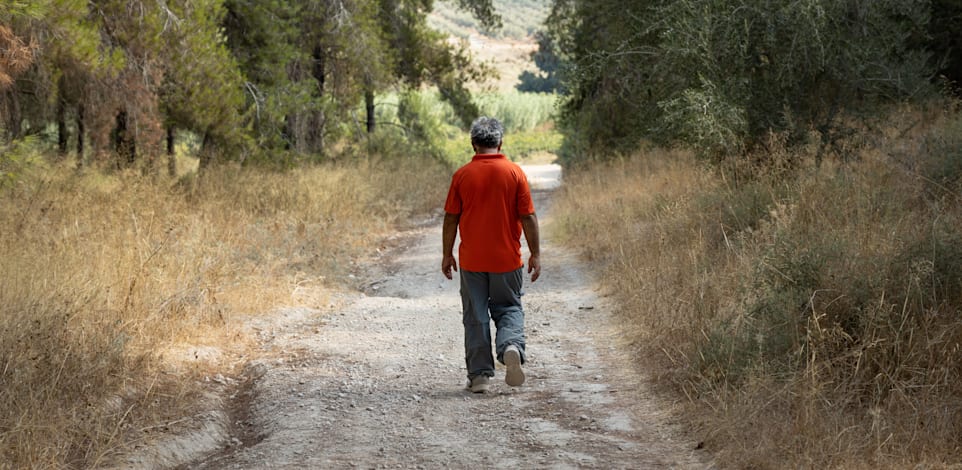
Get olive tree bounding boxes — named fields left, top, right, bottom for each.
left=549, top=0, right=935, bottom=161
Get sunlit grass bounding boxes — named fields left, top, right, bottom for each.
left=0, top=153, right=448, bottom=467
left=553, top=109, right=962, bottom=468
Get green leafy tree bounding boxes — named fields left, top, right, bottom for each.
left=928, top=0, right=962, bottom=91
left=1, top=0, right=104, bottom=137
left=374, top=0, right=484, bottom=129
left=1, top=0, right=501, bottom=166
left=450, top=0, right=502, bottom=31
left=223, top=0, right=393, bottom=158
left=517, top=31, right=564, bottom=93
left=548, top=0, right=936, bottom=162
left=161, top=0, right=250, bottom=170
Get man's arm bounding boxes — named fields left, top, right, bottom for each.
left=442, top=212, right=460, bottom=280
left=521, top=213, right=541, bottom=282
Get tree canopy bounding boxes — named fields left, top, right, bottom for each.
left=544, top=0, right=955, bottom=162
left=0, top=0, right=500, bottom=169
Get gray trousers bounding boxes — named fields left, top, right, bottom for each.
left=460, top=268, right=527, bottom=379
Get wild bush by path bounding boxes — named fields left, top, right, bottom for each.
left=0, top=156, right=448, bottom=467
left=554, top=112, right=962, bottom=468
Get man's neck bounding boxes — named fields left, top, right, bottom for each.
left=474, top=147, right=500, bottom=154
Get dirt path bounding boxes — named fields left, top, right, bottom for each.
left=145, top=164, right=711, bottom=469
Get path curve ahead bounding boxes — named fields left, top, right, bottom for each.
left=182, top=163, right=710, bottom=469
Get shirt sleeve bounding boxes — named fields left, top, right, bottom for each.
left=516, top=170, right=535, bottom=216
left=443, top=173, right=462, bottom=214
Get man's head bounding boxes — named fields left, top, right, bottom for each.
left=470, top=116, right=504, bottom=151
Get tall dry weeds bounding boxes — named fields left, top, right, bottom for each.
left=0, top=156, right=448, bottom=468
left=555, top=111, right=962, bottom=468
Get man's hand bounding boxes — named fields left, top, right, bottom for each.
left=442, top=255, right=458, bottom=280
left=521, top=213, right=541, bottom=283
left=442, top=212, right=460, bottom=280
left=527, top=254, right=541, bottom=282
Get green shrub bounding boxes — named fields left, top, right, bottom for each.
left=0, top=137, right=41, bottom=188
left=693, top=179, right=777, bottom=248
left=473, top=90, right=557, bottom=132
left=367, top=89, right=560, bottom=165
left=555, top=114, right=962, bottom=465
left=548, top=0, right=936, bottom=161
left=922, top=114, right=962, bottom=190
left=888, top=216, right=962, bottom=314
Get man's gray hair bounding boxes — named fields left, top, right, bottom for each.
left=470, top=116, right=504, bottom=149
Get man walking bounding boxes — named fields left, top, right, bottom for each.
left=442, top=116, right=541, bottom=394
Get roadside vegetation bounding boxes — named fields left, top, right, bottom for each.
left=2, top=0, right=501, bottom=464
left=0, top=144, right=449, bottom=467
left=369, top=90, right=558, bottom=164
left=546, top=0, right=962, bottom=466
left=0, top=1, right=554, bottom=462
left=555, top=108, right=962, bottom=467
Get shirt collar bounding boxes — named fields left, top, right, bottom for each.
left=472, top=153, right=506, bottom=161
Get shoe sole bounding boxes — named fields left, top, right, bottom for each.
left=504, top=349, right=525, bottom=387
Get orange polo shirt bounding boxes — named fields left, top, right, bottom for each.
left=444, top=153, right=535, bottom=273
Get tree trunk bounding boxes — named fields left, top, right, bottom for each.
left=309, top=45, right=326, bottom=154
left=309, top=111, right=324, bottom=155
left=198, top=131, right=213, bottom=170
left=167, top=125, right=176, bottom=177
left=284, top=114, right=295, bottom=151
left=365, top=89, right=375, bottom=133
left=4, top=88, right=22, bottom=138
left=312, top=45, right=326, bottom=94
left=113, top=110, right=136, bottom=168
left=76, top=103, right=85, bottom=169
left=57, top=94, right=68, bottom=157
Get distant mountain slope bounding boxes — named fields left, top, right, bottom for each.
left=428, top=0, right=549, bottom=41
left=428, top=1, right=549, bottom=91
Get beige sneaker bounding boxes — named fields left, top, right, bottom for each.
left=504, top=345, right=525, bottom=387
left=468, top=375, right=490, bottom=393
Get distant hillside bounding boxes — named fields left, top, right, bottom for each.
left=428, top=0, right=549, bottom=41
left=428, top=1, right=550, bottom=90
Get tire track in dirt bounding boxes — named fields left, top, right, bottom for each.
left=174, top=164, right=713, bottom=469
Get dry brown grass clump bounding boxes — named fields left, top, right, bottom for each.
left=0, top=156, right=448, bottom=468
left=554, top=110, right=962, bottom=468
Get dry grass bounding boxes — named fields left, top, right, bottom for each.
left=0, top=156, right=448, bottom=468
left=554, top=110, right=962, bottom=468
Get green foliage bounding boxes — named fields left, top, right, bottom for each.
left=2, top=0, right=112, bottom=142
left=694, top=179, right=776, bottom=245
left=398, top=91, right=446, bottom=153
left=451, top=0, right=502, bottom=32
left=928, top=0, right=962, bottom=90
left=517, top=31, right=564, bottom=93
left=432, top=45, right=484, bottom=129
left=221, top=0, right=387, bottom=156
left=474, top=90, right=556, bottom=132
left=0, top=137, right=40, bottom=188
left=690, top=137, right=962, bottom=393
left=890, top=219, right=962, bottom=312
left=921, top=113, right=962, bottom=189
left=368, top=89, right=559, bottom=163
left=2, top=0, right=508, bottom=166
left=548, top=0, right=937, bottom=161
left=164, top=0, right=249, bottom=156
left=502, top=127, right=562, bottom=159
left=555, top=126, right=962, bottom=463
left=659, top=78, right=750, bottom=157
left=0, top=0, right=46, bottom=18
